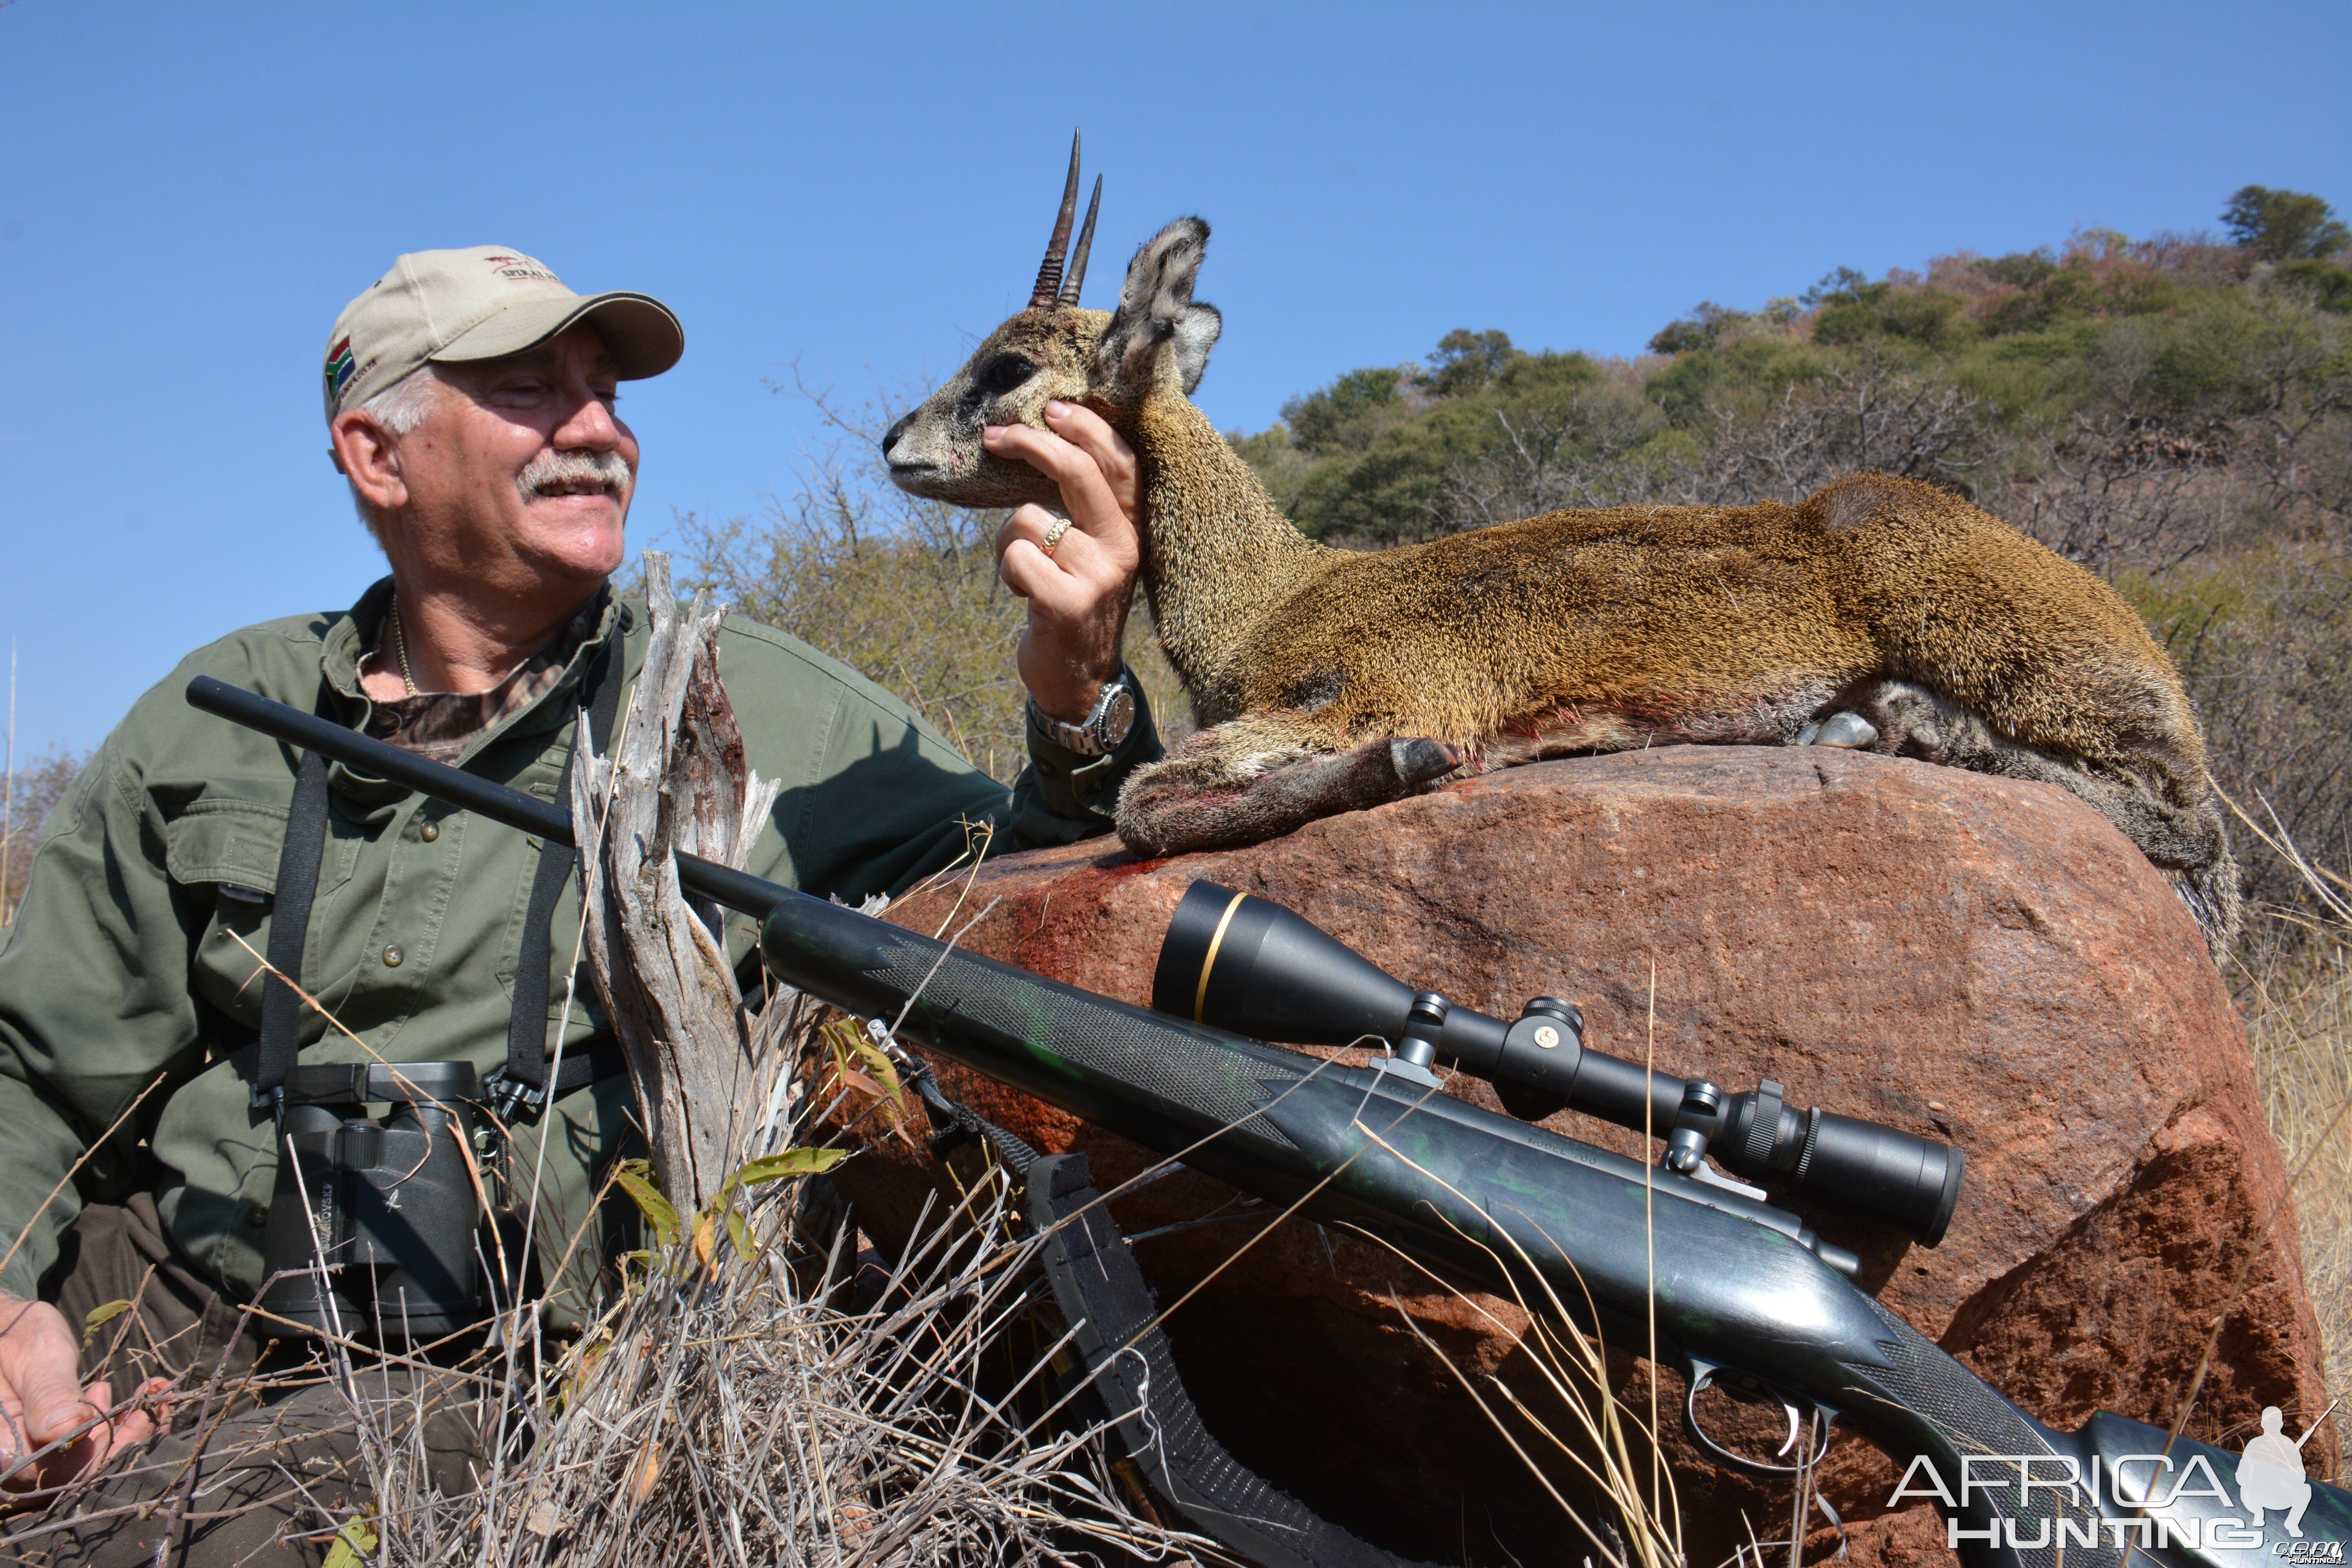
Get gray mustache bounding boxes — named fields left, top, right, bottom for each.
left=517, top=449, right=632, bottom=501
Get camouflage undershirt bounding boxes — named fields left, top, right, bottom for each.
left=361, top=598, right=596, bottom=762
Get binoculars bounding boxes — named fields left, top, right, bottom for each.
left=1154, top=882, right=1963, bottom=1245
left=258, top=1062, right=494, bottom=1341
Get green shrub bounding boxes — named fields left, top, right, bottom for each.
left=1813, top=288, right=1969, bottom=348
left=2223, top=185, right=2352, bottom=263
left=2273, top=258, right=2352, bottom=314
left=1978, top=248, right=2060, bottom=289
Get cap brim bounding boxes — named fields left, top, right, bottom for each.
left=430, top=292, right=684, bottom=381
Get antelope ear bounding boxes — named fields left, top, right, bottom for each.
left=1100, top=217, right=1221, bottom=397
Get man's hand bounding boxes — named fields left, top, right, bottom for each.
left=987, top=401, right=1142, bottom=725
left=0, top=1292, right=162, bottom=1501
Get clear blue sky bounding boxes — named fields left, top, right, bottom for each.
left=2, top=2, right=2346, bottom=758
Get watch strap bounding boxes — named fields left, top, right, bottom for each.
left=1029, top=666, right=1136, bottom=757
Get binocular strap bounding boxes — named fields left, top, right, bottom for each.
left=498, top=641, right=626, bottom=1106
left=916, top=1077, right=1448, bottom=1568
left=254, top=744, right=331, bottom=1099
left=254, top=643, right=626, bottom=1116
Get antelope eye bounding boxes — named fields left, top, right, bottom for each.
left=975, top=354, right=1037, bottom=396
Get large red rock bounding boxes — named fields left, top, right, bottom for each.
left=831, top=746, right=2334, bottom=1566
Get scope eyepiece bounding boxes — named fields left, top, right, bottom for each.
left=1152, top=880, right=1964, bottom=1247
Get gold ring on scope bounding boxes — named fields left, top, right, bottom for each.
left=1040, top=514, right=1073, bottom=557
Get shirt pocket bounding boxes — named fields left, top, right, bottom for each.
left=164, top=800, right=288, bottom=896
left=165, top=797, right=363, bottom=900
left=167, top=800, right=358, bottom=1031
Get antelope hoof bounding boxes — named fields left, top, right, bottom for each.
left=1390, top=737, right=1462, bottom=786
left=1810, top=711, right=1879, bottom=749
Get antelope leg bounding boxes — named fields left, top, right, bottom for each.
left=1116, top=716, right=1460, bottom=859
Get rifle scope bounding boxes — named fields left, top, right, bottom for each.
left=1153, top=880, right=1963, bottom=1247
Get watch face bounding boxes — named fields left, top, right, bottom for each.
left=1095, top=684, right=1137, bottom=747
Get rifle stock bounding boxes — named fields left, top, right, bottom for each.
left=186, top=675, right=2352, bottom=1568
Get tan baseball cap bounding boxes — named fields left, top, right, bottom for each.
left=322, top=245, right=684, bottom=421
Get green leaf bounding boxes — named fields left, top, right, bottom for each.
left=613, top=1159, right=681, bottom=1249
left=728, top=1147, right=846, bottom=1188
left=824, top=1017, right=905, bottom=1109
left=723, top=1205, right=753, bottom=1260
left=848, top=1036, right=906, bottom=1108
left=80, top=1298, right=132, bottom=1350
left=322, top=1512, right=378, bottom=1567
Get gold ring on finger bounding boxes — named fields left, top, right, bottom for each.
left=1040, top=514, right=1073, bottom=558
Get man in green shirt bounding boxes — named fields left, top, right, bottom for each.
left=0, top=245, right=1155, bottom=1552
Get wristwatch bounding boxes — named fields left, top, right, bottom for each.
left=1029, top=666, right=1138, bottom=757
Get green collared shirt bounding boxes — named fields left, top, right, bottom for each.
left=0, top=580, right=1158, bottom=1312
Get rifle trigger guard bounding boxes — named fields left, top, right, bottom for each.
left=1682, top=1359, right=1836, bottom=1478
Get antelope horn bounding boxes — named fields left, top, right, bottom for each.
left=1058, top=176, right=1102, bottom=308
left=1029, top=131, right=1083, bottom=309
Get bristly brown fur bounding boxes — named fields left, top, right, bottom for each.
left=883, top=183, right=2241, bottom=956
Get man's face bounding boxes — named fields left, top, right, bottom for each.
left=377, top=324, right=639, bottom=601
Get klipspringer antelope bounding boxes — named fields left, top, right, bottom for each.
left=884, top=139, right=2241, bottom=955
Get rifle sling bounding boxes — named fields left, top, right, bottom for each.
left=917, top=1076, right=1449, bottom=1568
left=255, top=641, right=626, bottom=1117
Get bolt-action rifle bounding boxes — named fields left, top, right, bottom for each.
left=189, top=676, right=2352, bottom=1568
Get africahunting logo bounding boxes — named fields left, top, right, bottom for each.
left=1888, top=1405, right=2343, bottom=1557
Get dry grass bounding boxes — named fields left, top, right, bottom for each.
left=2245, top=953, right=2352, bottom=1452
left=355, top=980, right=1209, bottom=1567
left=2231, top=808, right=2352, bottom=1460
left=387, top=1131, right=1189, bottom=1564
left=0, top=991, right=1198, bottom=1567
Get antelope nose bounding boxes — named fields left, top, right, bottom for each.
left=881, top=412, right=912, bottom=458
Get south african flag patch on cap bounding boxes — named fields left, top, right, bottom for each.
left=324, top=336, right=356, bottom=405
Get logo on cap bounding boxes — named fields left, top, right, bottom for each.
left=481, top=254, right=562, bottom=284
left=324, top=336, right=356, bottom=406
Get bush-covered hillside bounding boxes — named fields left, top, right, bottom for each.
left=1235, top=196, right=2348, bottom=552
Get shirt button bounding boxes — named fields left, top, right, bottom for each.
left=419, top=822, right=439, bottom=842
left=383, top=945, right=405, bottom=968
left=248, top=1204, right=270, bottom=1227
